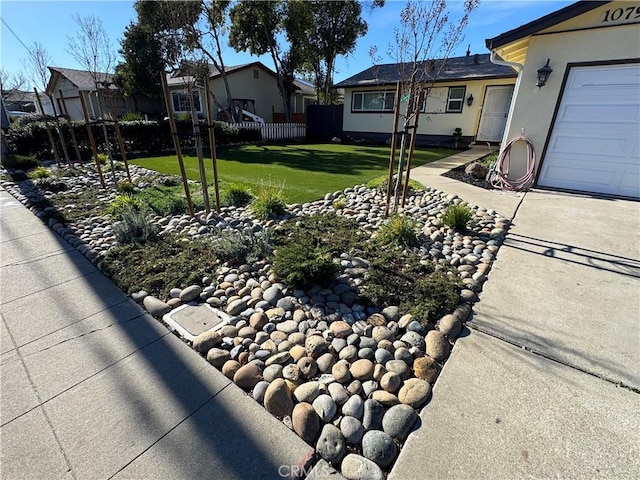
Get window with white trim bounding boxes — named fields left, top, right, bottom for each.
left=172, top=91, right=201, bottom=113
left=446, top=86, right=466, bottom=113
left=352, top=90, right=395, bottom=112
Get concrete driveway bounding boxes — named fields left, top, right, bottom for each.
left=392, top=157, right=640, bottom=479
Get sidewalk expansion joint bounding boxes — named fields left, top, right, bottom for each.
left=106, top=383, right=232, bottom=480
left=0, top=229, right=52, bottom=244
left=467, top=323, right=639, bottom=394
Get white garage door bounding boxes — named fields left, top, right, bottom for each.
left=537, top=63, right=640, bottom=198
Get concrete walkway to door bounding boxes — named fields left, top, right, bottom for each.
left=390, top=157, right=640, bottom=478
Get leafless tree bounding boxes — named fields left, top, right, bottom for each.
left=0, top=68, right=27, bottom=101
left=371, top=0, right=478, bottom=213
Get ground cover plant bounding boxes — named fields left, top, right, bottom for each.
left=130, top=144, right=453, bottom=203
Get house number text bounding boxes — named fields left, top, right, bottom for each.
left=602, top=5, right=640, bottom=22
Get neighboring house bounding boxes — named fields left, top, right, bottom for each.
left=486, top=0, right=639, bottom=198
left=43, top=67, right=161, bottom=121
left=333, top=53, right=518, bottom=146
left=167, top=61, right=315, bottom=123
left=2, top=90, right=37, bottom=113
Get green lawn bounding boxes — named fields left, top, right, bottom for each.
left=130, top=144, right=455, bottom=203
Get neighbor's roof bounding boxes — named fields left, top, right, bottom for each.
left=47, top=66, right=114, bottom=92
left=485, top=0, right=609, bottom=50
left=333, top=53, right=517, bottom=88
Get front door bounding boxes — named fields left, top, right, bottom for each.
left=477, top=85, right=514, bottom=142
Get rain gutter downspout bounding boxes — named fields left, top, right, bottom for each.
left=489, top=49, right=524, bottom=156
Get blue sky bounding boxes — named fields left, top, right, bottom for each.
left=1, top=0, right=574, bottom=90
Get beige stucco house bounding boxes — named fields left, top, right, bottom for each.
left=333, top=53, right=518, bottom=146
left=487, top=0, right=639, bottom=198
left=167, top=62, right=315, bottom=123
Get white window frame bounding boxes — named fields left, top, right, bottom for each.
left=445, top=86, right=466, bottom=113
left=351, top=90, right=395, bottom=112
left=172, top=91, right=202, bottom=113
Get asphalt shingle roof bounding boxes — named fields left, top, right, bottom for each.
left=333, top=53, right=517, bottom=88
left=48, top=67, right=114, bottom=91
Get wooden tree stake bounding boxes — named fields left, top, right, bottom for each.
left=106, top=95, right=132, bottom=182
left=204, top=77, right=221, bottom=213
left=33, top=89, right=61, bottom=167
left=384, top=82, right=402, bottom=216
left=58, top=90, right=82, bottom=162
left=78, top=91, right=106, bottom=188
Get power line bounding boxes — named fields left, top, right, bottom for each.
left=1, top=17, right=34, bottom=58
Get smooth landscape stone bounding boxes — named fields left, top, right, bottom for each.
left=346, top=380, right=362, bottom=396
left=412, top=356, right=441, bottom=384
left=226, top=298, right=247, bottom=316
left=362, top=399, right=384, bottom=431
left=276, top=320, right=298, bottom=334
left=371, top=390, right=400, bottom=406
left=289, top=345, right=307, bottom=361
left=206, top=348, right=230, bottom=367
left=342, top=394, right=364, bottom=419
left=316, top=424, right=346, bottom=466
left=374, top=348, right=393, bottom=365
left=264, top=378, right=294, bottom=419
left=382, top=404, right=418, bottom=441
left=341, top=454, right=384, bottom=480
left=398, top=377, right=432, bottom=408
left=306, top=335, right=330, bottom=358
left=361, top=380, right=378, bottom=397
left=357, top=347, right=374, bottom=360
left=339, top=345, right=358, bottom=362
left=362, top=430, right=398, bottom=468
left=380, top=371, right=402, bottom=393
left=381, top=306, right=400, bottom=322
left=367, top=313, right=387, bottom=326
left=263, top=364, right=284, bottom=382
left=249, top=311, right=268, bottom=330
left=282, top=364, right=301, bottom=381
left=221, top=360, right=241, bottom=379
left=400, top=331, right=425, bottom=350
left=332, top=337, right=347, bottom=353
left=179, top=285, right=202, bottom=302
left=292, top=402, right=321, bottom=444
left=252, top=380, right=269, bottom=404
left=425, top=330, right=451, bottom=361
left=330, top=320, right=353, bottom=338
left=265, top=351, right=291, bottom=366
left=313, top=394, right=337, bottom=422
left=192, top=330, right=222, bottom=354
left=332, top=361, right=352, bottom=384
left=385, top=359, right=410, bottom=379
left=394, top=347, right=413, bottom=365
left=328, top=382, right=349, bottom=406
left=294, top=357, right=316, bottom=378
left=294, top=381, right=320, bottom=403
left=288, top=332, right=306, bottom=346
left=316, top=352, right=336, bottom=373
left=373, top=364, right=386, bottom=382
left=350, top=359, right=374, bottom=381
left=142, top=295, right=171, bottom=317
left=233, top=363, right=263, bottom=389
left=263, top=285, right=283, bottom=305
left=340, top=416, right=364, bottom=444
left=437, top=313, right=462, bottom=338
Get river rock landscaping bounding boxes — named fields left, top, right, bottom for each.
left=1, top=159, right=510, bottom=478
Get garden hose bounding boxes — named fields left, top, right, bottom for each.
left=490, top=135, right=536, bottom=191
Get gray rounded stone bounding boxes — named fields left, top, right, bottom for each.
left=374, top=348, right=393, bottom=365
left=425, top=330, right=450, bottom=361
left=362, top=399, right=384, bottom=431
left=143, top=296, right=171, bottom=317
left=342, top=394, right=364, bottom=419
left=252, top=381, right=269, bottom=404
left=263, top=364, right=284, bottom=382
left=400, top=331, right=425, bottom=350
left=328, top=382, right=349, bottom=406
left=294, top=381, right=320, bottom=403
left=340, top=416, right=364, bottom=444
left=316, top=424, right=346, bottom=465
left=362, top=430, right=398, bottom=468
left=385, top=359, right=410, bottom=379
left=340, top=454, right=384, bottom=480
left=316, top=352, right=336, bottom=373
left=226, top=298, right=247, bottom=316
left=179, top=285, right=202, bottom=302
left=437, top=313, right=462, bottom=338
left=263, top=285, right=283, bottom=306
left=206, top=348, right=230, bottom=367
left=398, top=378, right=432, bottom=408
left=382, top=404, right=418, bottom=441
left=276, top=320, right=298, bottom=335
left=313, top=394, right=337, bottom=422
left=192, top=330, right=222, bottom=354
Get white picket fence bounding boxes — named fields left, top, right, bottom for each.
left=235, top=122, right=306, bottom=141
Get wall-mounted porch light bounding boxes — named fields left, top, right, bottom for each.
left=467, top=94, right=474, bottom=106
left=536, top=59, right=553, bottom=88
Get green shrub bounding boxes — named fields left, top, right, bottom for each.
left=481, top=152, right=498, bottom=169
left=121, top=112, right=143, bottom=121
left=27, top=166, right=50, bottom=179
left=250, top=180, right=287, bottom=220
left=95, top=153, right=109, bottom=165
left=332, top=196, right=347, bottom=210
left=107, top=194, right=146, bottom=219
left=117, top=180, right=135, bottom=194
left=210, top=229, right=271, bottom=265
left=221, top=183, right=254, bottom=207
left=135, top=186, right=188, bottom=216
left=272, top=237, right=338, bottom=288
left=366, top=174, right=424, bottom=192
left=105, top=161, right=126, bottom=173
left=2, top=154, right=38, bottom=170
left=112, top=205, right=158, bottom=244
left=442, top=203, right=473, bottom=231
left=376, top=214, right=420, bottom=247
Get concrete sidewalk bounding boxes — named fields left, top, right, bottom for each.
left=391, top=158, right=640, bottom=478
left=0, top=189, right=313, bottom=479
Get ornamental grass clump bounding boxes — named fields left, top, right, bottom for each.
left=107, top=194, right=146, bottom=220
left=250, top=179, right=287, bottom=220
left=376, top=214, right=420, bottom=248
left=112, top=205, right=158, bottom=244
left=27, top=166, right=50, bottom=180
left=442, top=203, right=473, bottom=231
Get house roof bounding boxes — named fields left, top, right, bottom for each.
left=333, top=53, right=517, bottom=88
left=2, top=89, right=37, bottom=103
left=47, top=66, right=114, bottom=94
left=485, top=0, right=609, bottom=50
